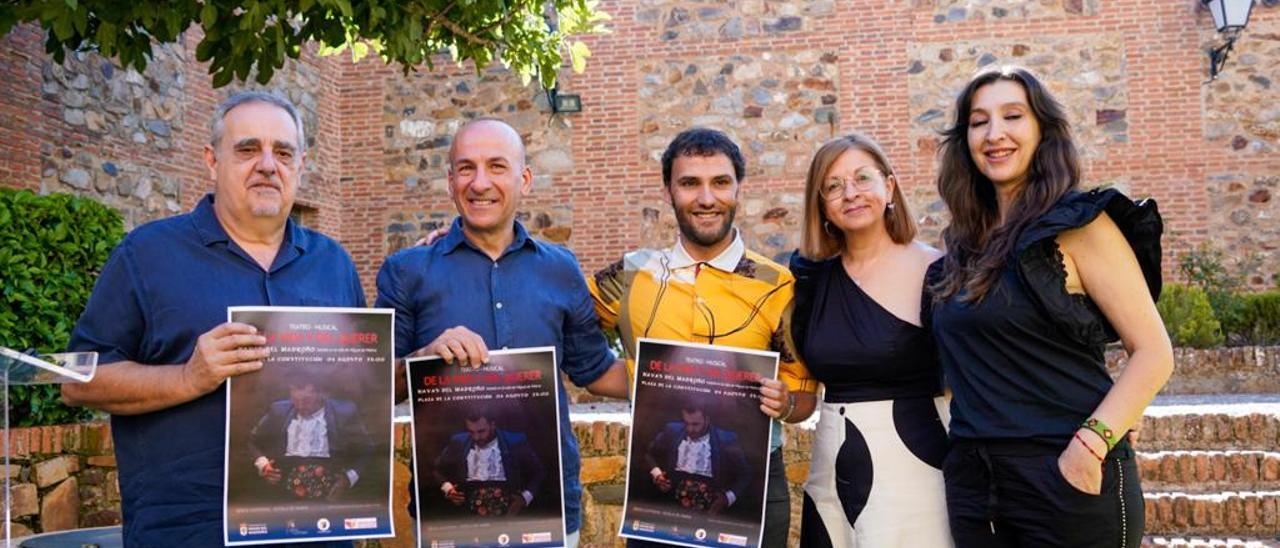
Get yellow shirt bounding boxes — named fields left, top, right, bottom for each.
left=588, top=232, right=817, bottom=395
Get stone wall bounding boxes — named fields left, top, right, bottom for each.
left=634, top=1, right=834, bottom=42
left=911, top=0, right=1099, bottom=22
left=637, top=50, right=839, bottom=179
left=1203, top=17, right=1280, bottom=156
left=1, top=26, right=343, bottom=234
left=382, top=68, right=574, bottom=194
left=1206, top=172, right=1280, bottom=288
left=36, top=44, right=189, bottom=228
left=1107, top=346, right=1280, bottom=395
left=4, top=423, right=120, bottom=536
left=907, top=33, right=1128, bottom=162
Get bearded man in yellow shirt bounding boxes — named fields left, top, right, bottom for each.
left=589, top=127, right=819, bottom=547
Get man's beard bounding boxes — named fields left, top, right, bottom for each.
left=251, top=203, right=283, bottom=217
left=247, top=185, right=286, bottom=217
left=674, top=206, right=737, bottom=249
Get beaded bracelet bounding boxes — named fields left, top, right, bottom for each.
left=1081, top=417, right=1120, bottom=451
left=1073, top=432, right=1105, bottom=462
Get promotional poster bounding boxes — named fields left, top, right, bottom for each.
left=224, top=307, right=395, bottom=545
left=620, top=338, right=779, bottom=548
left=406, top=347, right=566, bottom=548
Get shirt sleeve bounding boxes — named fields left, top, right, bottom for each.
left=560, top=256, right=614, bottom=388
left=67, top=238, right=146, bottom=364
left=587, top=258, right=625, bottom=332
left=374, top=254, right=415, bottom=358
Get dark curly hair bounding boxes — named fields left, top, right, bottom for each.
left=660, top=127, right=745, bottom=186
left=932, top=65, right=1081, bottom=304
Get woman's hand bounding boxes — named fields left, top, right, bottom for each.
left=1057, top=430, right=1106, bottom=495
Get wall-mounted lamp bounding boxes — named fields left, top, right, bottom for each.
left=548, top=86, right=583, bottom=114
left=1202, top=0, right=1257, bottom=81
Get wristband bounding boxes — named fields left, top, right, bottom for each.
left=1073, top=432, right=1105, bottom=462
left=1081, top=417, right=1119, bottom=451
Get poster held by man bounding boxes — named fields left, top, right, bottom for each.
left=406, top=347, right=567, bottom=548
left=620, top=339, right=778, bottom=548
left=224, top=306, right=396, bottom=545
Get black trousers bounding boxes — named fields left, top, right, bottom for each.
left=944, top=438, right=1144, bottom=548
left=628, top=448, right=790, bottom=547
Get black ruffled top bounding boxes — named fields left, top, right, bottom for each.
left=930, top=187, right=1163, bottom=444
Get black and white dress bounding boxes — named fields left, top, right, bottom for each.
left=790, top=254, right=952, bottom=547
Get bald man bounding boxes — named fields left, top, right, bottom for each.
left=376, top=119, right=628, bottom=546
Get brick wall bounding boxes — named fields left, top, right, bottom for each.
left=4, top=2, right=1278, bottom=296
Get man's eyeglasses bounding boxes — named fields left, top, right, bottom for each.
left=820, top=168, right=887, bottom=201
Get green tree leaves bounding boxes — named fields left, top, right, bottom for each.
left=2, top=0, right=608, bottom=89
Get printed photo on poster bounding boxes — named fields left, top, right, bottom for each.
left=620, top=338, right=778, bottom=548
left=407, top=347, right=566, bottom=548
left=224, top=307, right=395, bottom=545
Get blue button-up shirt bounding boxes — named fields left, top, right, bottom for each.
left=68, top=194, right=366, bottom=547
left=374, top=218, right=614, bottom=534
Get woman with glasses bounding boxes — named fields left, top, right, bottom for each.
left=930, top=66, right=1170, bottom=547
left=788, top=133, right=952, bottom=546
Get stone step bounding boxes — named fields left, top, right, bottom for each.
left=1138, top=396, right=1280, bottom=452
left=1109, top=346, right=1280, bottom=395
left=1138, top=451, right=1280, bottom=493
left=1144, top=491, right=1280, bottom=537
left=1143, top=536, right=1280, bottom=547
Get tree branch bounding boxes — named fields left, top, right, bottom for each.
left=427, top=3, right=493, bottom=47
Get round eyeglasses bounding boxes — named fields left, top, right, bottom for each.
left=819, top=168, right=887, bottom=201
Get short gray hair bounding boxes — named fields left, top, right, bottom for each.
left=208, top=91, right=306, bottom=152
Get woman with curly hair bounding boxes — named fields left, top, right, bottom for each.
left=930, top=66, right=1172, bottom=547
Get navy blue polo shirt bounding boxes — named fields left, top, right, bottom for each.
left=68, top=194, right=366, bottom=547
left=374, top=217, right=614, bottom=534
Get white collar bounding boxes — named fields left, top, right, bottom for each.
left=683, top=431, right=711, bottom=443
left=295, top=406, right=325, bottom=420
left=668, top=229, right=744, bottom=272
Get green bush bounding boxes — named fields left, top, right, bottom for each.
left=1156, top=284, right=1224, bottom=348
left=1177, top=243, right=1249, bottom=334
left=1, top=189, right=123, bottom=426
left=1228, top=291, right=1280, bottom=346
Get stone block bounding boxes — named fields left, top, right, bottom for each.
left=9, top=522, right=32, bottom=537
left=785, top=461, right=809, bottom=485
left=1173, top=496, right=1192, bottom=528
left=586, top=483, right=625, bottom=505
left=580, top=456, right=625, bottom=485
left=1263, top=455, right=1280, bottom=481
left=40, top=477, right=79, bottom=532
left=1192, top=498, right=1208, bottom=526
left=87, top=455, right=117, bottom=468
left=9, top=428, right=29, bottom=458
left=105, top=470, right=120, bottom=502
left=78, top=467, right=107, bottom=486
left=83, top=509, right=122, bottom=528
left=9, top=483, right=38, bottom=517
left=33, top=456, right=71, bottom=488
